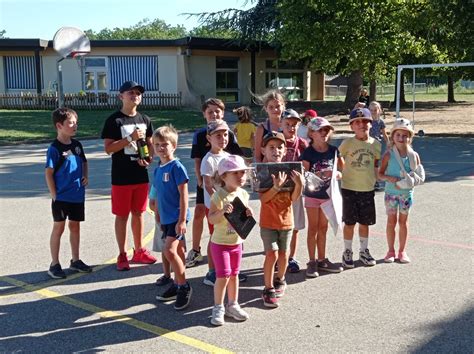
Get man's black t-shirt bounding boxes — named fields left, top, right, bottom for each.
left=190, top=126, right=243, bottom=159
left=101, top=110, right=153, bottom=185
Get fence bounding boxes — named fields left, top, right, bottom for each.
left=325, top=83, right=427, bottom=99
left=0, top=92, right=182, bottom=110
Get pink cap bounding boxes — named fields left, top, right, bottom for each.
left=218, top=155, right=250, bottom=176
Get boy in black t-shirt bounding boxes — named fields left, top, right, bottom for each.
left=101, top=80, right=157, bottom=271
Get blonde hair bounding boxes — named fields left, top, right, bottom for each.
left=153, top=125, right=178, bottom=146
left=255, top=89, right=286, bottom=108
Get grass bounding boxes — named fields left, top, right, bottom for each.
left=326, top=92, right=474, bottom=102
left=0, top=109, right=205, bottom=145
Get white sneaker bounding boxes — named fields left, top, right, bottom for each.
left=185, top=248, right=203, bottom=268
left=210, top=305, right=225, bottom=326
left=225, top=303, right=249, bottom=321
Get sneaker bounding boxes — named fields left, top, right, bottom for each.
left=155, top=275, right=172, bottom=286
left=225, top=303, right=249, bottom=321
left=238, top=273, right=248, bottom=282
left=384, top=251, right=396, bottom=263
left=305, top=260, right=319, bottom=278
left=398, top=251, right=411, bottom=264
left=359, top=248, right=376, bottom=266
left=156, top=283, right=178, bottom=301
left=342, top=249, right=355, bottom=269
left=48, top=263, right=66, bottom=279
left=262, top=287, right=279, bottom=308
left=185, top=248, right=203, bottom=268
left=210, top=304, right=225, bottom=326
left=116, top=252, right=130, bottom=271
left=274, top=277, right=287, bottom=298
left=288, top=258, right=300, bottom=273
left=174, top=283, right=192, bottom=310
left=131, top=248, right=157, bottom=264
left=203, top=271, right=216, bottom=287
left=70, top=259, right=92, bottom=273
left=317, top=258, right=343, bottom=273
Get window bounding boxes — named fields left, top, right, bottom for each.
left=216, top=57, right=239, bottom=103
left=4, top=56, right=38, bottom=89
left=109, top=56, right=158, bottom=91
left=265, top=60, right=304, bottom=100
left=84, top=57, right=108, bottom=93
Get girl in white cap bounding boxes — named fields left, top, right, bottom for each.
left=379, top=118, right=423, bottom=263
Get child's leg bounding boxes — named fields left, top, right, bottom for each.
left=214, top=277, right=229, bottom=305
left=306, top=207, right=319, bottom=261
left=50, top=221, right=66, bottom=264
left=68, top=220, right=81, bottom=261
left=115, top=215, right=129, bottom=254
left=359, top=224, right=369, bottom=251
left=207, top=239, right=215, bottom=270
left=289, top=230, right=298, bottom=259
left=210, top=242, right=231, bottom=305
left=227, top=276, right=238, bottom=303
left=162, top=253, right=171, bottom=277
left=343, top=224, right=355, bottom=245
left=316, top=209, right=329, bottom=260
left=131, top=211, right=144, bottom=250
left=178, top=240, right=186, bottom=264
left=276, top=250, right=288, bottom=279
left=386, top=214, right=397, bottom=252
left=398, top=213, right=409, bottom=252
left=164, top=237, right=186, bottom=285
left=192, top=203, right=206, bottom=251
left=263, top=250, right=278, bottom=289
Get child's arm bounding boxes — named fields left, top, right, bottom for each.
left=254, top=125, right=264, bottom=163
left=45, top=168, right=57, bottom=201
left=203, top=175, right=215, bottom=199
left=381, top=128, right=390, bottom=145
left=194, top=158, right=203, bottom=188
left=378, top=152, right=399, bottom=183
left=175, top=182, right=188, bottom=236
left=336, top=156, right=344, bottom=180
left=290, top=170, right=304, bottom=202
left=302, top=160, right=310, bottom=171
left=82, top=161, right=89, bottom=186
left=149, top=198, right=161, bottom=224
left=208, top=199, right=233, bottom=225
left=260, top=171, right=288, bottom=204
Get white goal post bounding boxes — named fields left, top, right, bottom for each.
left=396, top=62, right=474, bottom=130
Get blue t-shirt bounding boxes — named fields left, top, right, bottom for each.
left=45, top=139, right=87, bottom=203
left=384, top=151, right=413, bottom=197
left=369, top=119, right=386, bottom=142
left=150, top=159, right=191, bottom=225
left=300, top=144, right=339, bottom=199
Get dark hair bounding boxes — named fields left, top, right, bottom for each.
left=233, top=106, right=253, bottom=123
left=52, top=107, right=78, bottom=127
left=201, top=98, right=225, bottom=112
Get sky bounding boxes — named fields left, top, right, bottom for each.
left=0, top=0, right=251, bottom=39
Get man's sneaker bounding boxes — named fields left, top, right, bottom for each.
left=156, top=284, right=178, bottom=301
left=262, top=287, right=279, bottom=308
left=398, top=251, right=411, bottom=264
left=317, top=258, right=343, bottom=273
left=225, top=303, right=249, bottom=321
left=155, top=275, right=172, bottom=286
left=384, top=251, right=396, bottom=263
left=342, top=249, right=355, bottom=269
left=174, top=283, right=192, bottom=310
left=70, top=259, right=92, bottom=273
left=274, top=277, right=287, bottom=298
left=305, top=260, right=319, bottom=278
left=210, top=304, right=225, bottom=326
left=238, top=273, right=248, bottom=282
left=288, top=258, right=300, bottom=273
left=203, top=271, right=216, bottom=286
left=48, top=263, right=66, bottom=279
left=131, top=248, right=157, bottom=264
left=117, top=253, right=130, bottom=271
left=185, top=248, right=203, bottom=268
left=359, top=248, right=376, bottom=266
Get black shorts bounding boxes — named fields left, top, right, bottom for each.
left=341, top=189, right=376, bottom=226
left=240, top=147, right=253, bottom=159
left=52, top=200, right=85, bottom=222
left=162, top=222, right=185, bottom=241
left=196, top=184, right=204, bottom=205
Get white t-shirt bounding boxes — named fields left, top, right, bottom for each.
left=297, top=125, right=309, bottom=142
left=200, top=151, right=230, bottom=208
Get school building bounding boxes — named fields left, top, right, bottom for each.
left=0, top=37, right=325, bottom=108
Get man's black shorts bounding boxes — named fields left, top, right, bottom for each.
left=52, top=200, right=85, bottom=222
left=195, top=184, right=204, bottom=205
left=341, top=189, right=375, bottom=226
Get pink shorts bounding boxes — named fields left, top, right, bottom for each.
left=304, top=196, right=329, bottom=208
left=111, top=183, right=148, bottom=217
left=210, top=242, right=242, bottom=278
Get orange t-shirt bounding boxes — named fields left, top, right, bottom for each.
left=259, top=191, right=293, bottom=230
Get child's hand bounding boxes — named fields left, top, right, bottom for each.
left=245, top=207, right=253, bottom=217
left=138, top=158, right=151, bottom=167
left=386, top=176, right=399, bottom=184
left=272, top=171, right=288, bottom=190
left=81, top=176, right=89, bottom=186
left=223, top=202, right=234, bottom=214
left=175, top=220, right=186, bottom=236
left=290, top=170, right=304, bottom=186
left=335, top=171, right=342, bottom=180
left=155, top=212, right=161, bottom=225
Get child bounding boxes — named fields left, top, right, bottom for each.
left=358, top=88, right=370, bottom=105
left=207, top=155, right=253, bottom=326
left=379, top=118, right=421, bottom=263
left=297, top=109, right=317, bottom=142
left=301, top=117, right=344, bottom=277
left=368, top=101, right=389, bottom=191
left=259, top=131, right=304, bottom=307
left=153, top=125, right=193, bottom=310
left=45, top=108, right=92, bottom=278
left=281, top=109, right=308, bottom=273
left=254, top=90, right=285, bottom=162
left=339, top=108, right=381, bottom=268
left=233, top=106, right=257, bottom=164
left=101, top=80, right=156, bottom=271
left=187, top=98, right=242, bottom=272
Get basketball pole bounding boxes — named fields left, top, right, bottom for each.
left=56, top=58, right=65, bottom=108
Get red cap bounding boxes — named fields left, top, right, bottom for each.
left=304, top=109, right=318, bottom=118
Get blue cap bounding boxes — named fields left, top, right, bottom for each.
left=119, top=81, right=145, bottom=94
left=349, top=108, right=372, bottom=123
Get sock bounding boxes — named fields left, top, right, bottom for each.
left=360, top=237, right=369, bottom=251
left=344, top=239, right=352, bottom=251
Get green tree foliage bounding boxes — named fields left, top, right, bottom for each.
left=189, top=22, right=239, bottom=39
left=0, top=30, right=6, bottom=38
left=85, top=18, right=186, bottom=40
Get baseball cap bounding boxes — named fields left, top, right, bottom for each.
left=303, top=109, right=318, bottom=118
left=282, top=109, right=302, bottom=121
left=262, top=131, right=286, bottom=147
left=218, top=155, right=250, bottom=176
left=307, top=117, right=334, bottom=132
left=207, top=120, right=229, bottom=135
left=119, top=81, right=145, bottom=94
left=348, top=108, right=372, bottom=124
left=391, top=118, right=414, bottom=137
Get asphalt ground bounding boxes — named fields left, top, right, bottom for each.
left=0, top=134, right=473, bottom=353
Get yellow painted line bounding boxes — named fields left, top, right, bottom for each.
left=0, top=276, right=232, bottom=353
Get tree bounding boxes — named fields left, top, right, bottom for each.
left=0, top=30, right=6, bottom=38
left=189, top=21, right=239, bottom=39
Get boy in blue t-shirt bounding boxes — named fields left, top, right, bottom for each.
left=45, top=108, right=92, bottom=279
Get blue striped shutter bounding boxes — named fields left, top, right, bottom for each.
left=109, top=56, right=158, bottom=91
left=4, top=56, right=37, bottom=89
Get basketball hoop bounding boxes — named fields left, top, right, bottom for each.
left=68, top=51, right=89, bottom=59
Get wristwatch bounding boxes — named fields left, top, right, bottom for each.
left=126, top=135, right=133, bottom=143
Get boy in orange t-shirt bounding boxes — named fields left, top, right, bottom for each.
left=258, top=131, right=304, bottom=308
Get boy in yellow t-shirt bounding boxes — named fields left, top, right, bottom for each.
left=233, top=106, right=256, bottom=164
left=339, top=108, right=381, bottom=269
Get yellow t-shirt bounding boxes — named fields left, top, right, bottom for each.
left=210, top=187, right=249, bottom=245
left=234, top=122, right=256, bottom=149
left=339, top=137, right=381, bottom=192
